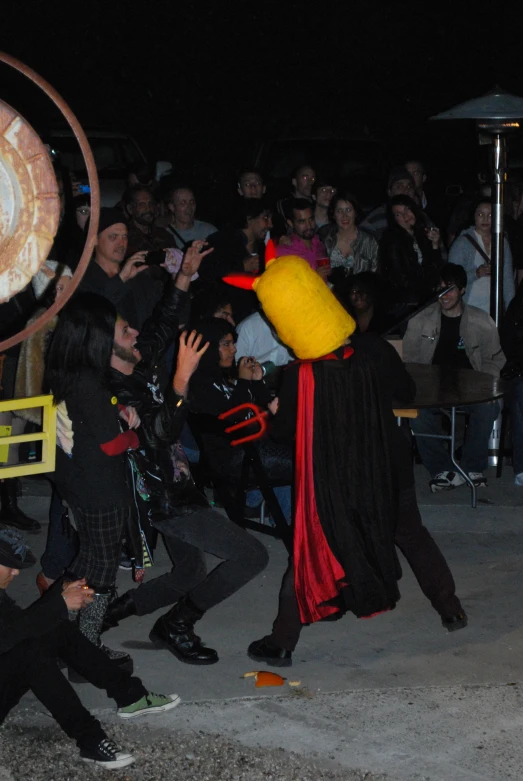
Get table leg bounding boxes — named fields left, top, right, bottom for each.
left=449, top=406, right=476, bottom=508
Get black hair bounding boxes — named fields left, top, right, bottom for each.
left=164, top=184, right=195, bottom=205
left=328, top=191, right=362, bottom=225
left=439, top=262, right=467, bottom=291
left=285, top=197, right=314, bottom=222
left=190, top=316, right=237, bottom=380
left=126, top=161, right=155, bottom=184
left=231, top=196, right=272, bottom=229
left=332, top=271, right=382, bottom=315
left=470, top=197, right=492, bottom=224
left=237, top=167, right=264, bottom=184
left=45, top=293, right=117, bottom=404
left=312, top=178, right=336, bottom=197
left=122, top=184, right=157, bottom=209
left=292, top=163, right=315, bottom=181
left=190, top=284, right=233, bottom=322
left=386, top=194, right=423, bottom=230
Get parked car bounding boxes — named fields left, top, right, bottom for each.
left=46, top=128, right=171, bottom=207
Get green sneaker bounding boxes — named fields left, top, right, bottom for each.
left=117, top=692, right=181, bottom=719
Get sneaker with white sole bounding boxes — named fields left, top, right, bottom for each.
left=429, top=471, right=466, bottom=493
left=80, top=738, right=135, bottom=769
left=117, top=692, right=181, bottom=719
left=468, top=472, right=487, bottom=487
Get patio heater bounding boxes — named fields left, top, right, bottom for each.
left=431, top=87, right=523, bottom=324
left=432, top=88, right=523, bottom=467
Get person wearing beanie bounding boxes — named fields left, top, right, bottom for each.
left=222, top=243, right=466, bottom=667
left=0, top=528, right=180, bottom=770
left=78, top=206, right=164, bottom=329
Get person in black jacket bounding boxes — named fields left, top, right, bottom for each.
left=0, top=528, right=179, bottom=770
left=379, top=194, right=443, bottom=322
left=101, top=243, right=269, bottom=665
left=500, top=280, right=523, bottom=485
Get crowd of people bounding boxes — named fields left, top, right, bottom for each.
left=1, top=152, right=523, bottom=769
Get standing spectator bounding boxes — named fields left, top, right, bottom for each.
left=448, top=198, right=515, bottom=314
left=45, top=293, right=140, bottom=664
left=379, top=195, right=442, bottom=319
left=319, top=192, right=378, bottom=275
left=405, top=159, right=427, bottom=209
left=276, top=199, right=327, bottom=272
left=79, top=207, right=164, bottom=329
left=277, top=164, right=316, bottom=224
left=312, top=180, right=336, bottom=230
left=237, top=169, right=266, bottom=200
left=361, top=166, right=417, bottom=239
left=123, top=186, right=173, bottom=257
left=403, top=263, right=504, bottom=492
left=165, top=186, right=217, bottom=251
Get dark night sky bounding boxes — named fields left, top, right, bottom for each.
left=2, top=1, right=523, bottom=180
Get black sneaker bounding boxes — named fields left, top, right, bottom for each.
left=80, top=738, right=135, bottom=769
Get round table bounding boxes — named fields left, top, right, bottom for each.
left=393, top=363, right=506, bottom=507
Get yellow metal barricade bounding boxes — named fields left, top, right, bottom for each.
left=0, top=395, right=56, bottom=479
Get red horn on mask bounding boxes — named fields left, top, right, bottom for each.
left=222, top=273, right=257, bottom=290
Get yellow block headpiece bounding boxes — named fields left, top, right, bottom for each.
left=223, top=241, right=356, bottom=360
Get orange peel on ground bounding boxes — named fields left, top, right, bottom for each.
left=242, top=671, right=286, bottom=687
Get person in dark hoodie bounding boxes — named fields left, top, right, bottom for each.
left=187, top=316, right=293, bottom=522
left=0, top=528, right=179, bottom=770
left=99, top=243, right=269, bottom=665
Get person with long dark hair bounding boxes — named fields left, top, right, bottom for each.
left=45, top=293, right=140, bottom=668
left=379, top=194, right=443, bottom=319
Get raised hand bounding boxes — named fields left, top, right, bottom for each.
left=173, top=330, right=210, bottom=397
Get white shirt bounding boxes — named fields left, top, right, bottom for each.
left=235, top=312, right=293, bottom=366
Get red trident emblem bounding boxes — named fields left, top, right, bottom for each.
left=218, top=403, right=268, bottom=446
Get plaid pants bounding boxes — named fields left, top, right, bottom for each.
left=68, top=505, right=131, bottom=591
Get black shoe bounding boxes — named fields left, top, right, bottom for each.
left=247, top=636, right=292, bottom=668
left=0, top=478, right=41, bottom=533
left=442, top=611, right=468, bottom=632
left=80, top=738, right=134, bottom=769
left=149, top=597, right=218, bottom=665
left=102, top=591, right=137, bottom=633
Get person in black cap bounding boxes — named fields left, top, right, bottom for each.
left=0, top=527, right=180, bottom=770
left=79, top=206, right=165, bottom=329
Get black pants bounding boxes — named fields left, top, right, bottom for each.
left=0, top=621, right=146, bottom=748
left=132, top=507, right=269, bottom=615
left=271, top=485, right=462, bottom=651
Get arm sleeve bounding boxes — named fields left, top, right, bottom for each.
left=75, top=374, right=129, bottom=452
left=504, top=240, right=516, bottom=309
left=0, top=589, right=68, bottom=654
left=269, top=364, right=299, bottom=444
left=449, top=238, right=477, bottom=292
left=135, top=280, right=188, bottom=364
left=100, top=429, right=139, bottom=455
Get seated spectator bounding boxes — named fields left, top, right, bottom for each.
left=123, top=185, right=173, bottom=257
left=164, top=186, right=217, bottom=251
left=312, top=179, right=336, bottom=230
left=201, top=199, right=272, bottom=322
left=277, top=164, right=316, bottom=224
left=333, top=271, right=388, bottom=334
left=79, top=207, right=165, bottom=328
left=448, top=198, right=515, bottom=314
left=276, top=198, right=327, bottom=273
left=379, top=194, right=442, bottom=321
left=236, top=311, right=294, bottom=367
left=361, top=166, right=417, bottom=239
left=319, top=191, right=378, bottom=275
left=403, top=263, right=505, bottom=492
left=0, top=528, right=179, bottom=770
left=188, top=317, right=293, bottom=522
left=499, top=279, right=523, bottom=486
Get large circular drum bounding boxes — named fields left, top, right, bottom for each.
left=0, top=99, right=60, bottom=303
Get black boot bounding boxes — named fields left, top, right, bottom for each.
left=247, top=636, right=292, bottom=668
left=102, top=591, right=137, bottom=634
left=149, top=595, right=218, bottom=665
left=0, top=479, right=41, bottom=533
